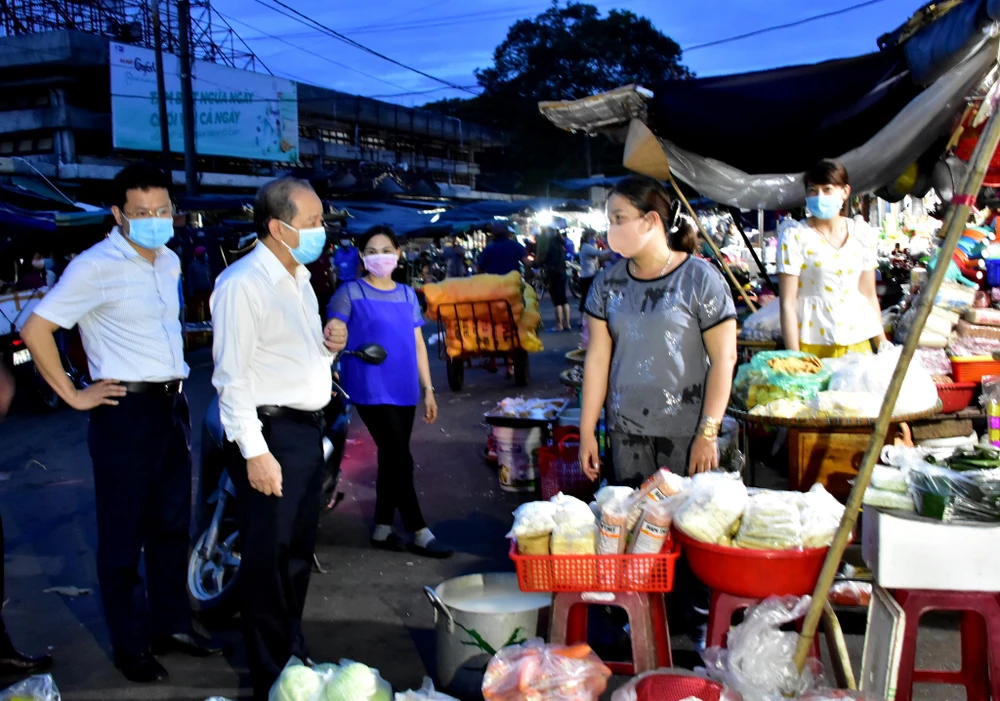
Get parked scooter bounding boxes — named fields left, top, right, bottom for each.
left=187, top=343, right=387, bottom=621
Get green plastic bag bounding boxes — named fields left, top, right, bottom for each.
left=733, top=350, right=832, bottom=410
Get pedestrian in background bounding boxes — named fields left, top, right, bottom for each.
left=328, top=225, right=453, bottom=558
left=211, top=177, right=347, bottom=699
left=477, top=223, right=527, bottom=275
left=334, top=236, right=362, bottom=289
left=536, top=227, right=571, bottom=331
left=187, top=245, right=214, bottom=322
left=21, top=162, right=222, bottom=685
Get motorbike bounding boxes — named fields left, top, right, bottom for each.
left=567, top=259, right=582, bottom=300
left=0, top=328, right=86, bottom=411
left=187, top=343, right=387, bottom=621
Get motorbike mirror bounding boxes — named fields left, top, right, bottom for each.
left=357, top=343, right=387, bottom=365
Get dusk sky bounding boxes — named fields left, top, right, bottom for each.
left=211, top=0, right=926, bottom=106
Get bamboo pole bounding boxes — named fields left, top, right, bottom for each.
left=792, top=80, right=1000, bottom=674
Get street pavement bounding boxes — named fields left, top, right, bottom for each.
left=0, top=319, right=961, bottom=700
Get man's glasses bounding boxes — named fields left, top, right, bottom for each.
left=123, top=206, right=176, bottom=219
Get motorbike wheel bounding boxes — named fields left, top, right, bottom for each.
left=446, top=356, right=465, bottom=391
left=513, top=350, right=530, bottom=387
left=188, top=518, right=242, bottom=622
left=570, top=275, right=581, bottom=300
left=33, top=366, right=61, bottom=411
left=532, top=275, right=547, bottom=302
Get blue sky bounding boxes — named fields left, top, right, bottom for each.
left=212, top=0, right=926, bottom=106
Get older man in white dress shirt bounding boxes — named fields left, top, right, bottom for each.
left=21, top=162, right=222, bottom=685
left=211, top=176, right=347, bottom=699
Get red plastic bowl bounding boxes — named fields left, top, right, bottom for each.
left=935, top=381, right=977, bottom=414
left=673, top=527, right=830, bottom=598
left=633, top=672, right=731, bottom=701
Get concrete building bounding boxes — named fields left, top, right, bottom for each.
left=0, top=30, right=505, bottom=197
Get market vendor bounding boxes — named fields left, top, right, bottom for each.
left=579, top=175, right=738, bottom=482
left=778, top=159, right=886, bottom=358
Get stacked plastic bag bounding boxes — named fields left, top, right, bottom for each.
left=481, top=640, right=612, bottom=701
left=740, top=298, right=782, bottom=342
left=734, top=492, right=802, bottom=550
left=422, top=272, right=543, bottom=357
left=269, top=657, right=392, bottom=701
left=673, top=472, right=749, bottom=546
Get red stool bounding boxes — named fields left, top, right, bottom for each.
left=549, top=591, right=672, bottom=675
left=893, top=589, right=1000, bottom=701
left=706, top=591, right=821, bottom=659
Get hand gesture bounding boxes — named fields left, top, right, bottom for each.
left=68, top=380, right=128, bottom=411
left=579, top=433, right=600, bottom=481
left=423, top=391, right=438, bottom=424
left=247, top=452, right=283, bottom=497
left=324, top=319, right=348, bottom=353
left=688, top=436, right=719, bottom=476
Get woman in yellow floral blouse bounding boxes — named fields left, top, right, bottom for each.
left=777, top=159, right=886, bottom=358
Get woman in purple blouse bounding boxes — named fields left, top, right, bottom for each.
left=327, top=226, right=453, bottom=559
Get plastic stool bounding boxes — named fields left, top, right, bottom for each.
left=893, top=589, right=1000, bottom=701
left=549, top=591, right=672, bottom=675
left=706, top=591, right=820, bottom=659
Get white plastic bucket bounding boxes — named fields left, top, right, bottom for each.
left=557, top=408, right=581, bottom=427
left=493, top=426, right=542, bottom=493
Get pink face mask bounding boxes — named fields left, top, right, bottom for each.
left=364, top=253, right=398, bottom=278
left=607, top=217, right=656, bottom=258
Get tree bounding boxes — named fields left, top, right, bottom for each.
left=424, top=2, right=692, bottom=192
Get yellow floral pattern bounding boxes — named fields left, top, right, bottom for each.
left=777, top=219, right=881, bottom=346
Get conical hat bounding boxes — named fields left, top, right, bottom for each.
left=623, top=119, right=671, bottom=179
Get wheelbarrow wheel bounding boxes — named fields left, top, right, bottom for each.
left=513, top=350, right=529, bottom=387
left=446, top=357, right=465, bottom=391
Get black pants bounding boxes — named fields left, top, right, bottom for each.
left=578, top=276, right=595, bottom=313
left=227, top=413, right=324, bottom=700
left=355, top=404, right=427, bottom=533
left=88, top=393, right=193, bottom=659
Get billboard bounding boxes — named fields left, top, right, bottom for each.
left=110, top=41, right=298, bottom=163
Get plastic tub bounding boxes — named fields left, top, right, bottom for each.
left=935, top=381, right=977, bottom=413
left=951, top=356, right=1000, bottom=383
left=493, top=426, right=543, bottom=493
left=673, top=527, right=830, bottom=598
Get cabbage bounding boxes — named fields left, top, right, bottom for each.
left=271, top=664, right=324, bottom=701
left=322, top=662, right=378, bottom=701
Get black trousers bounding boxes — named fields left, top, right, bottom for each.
left=227, top=413, right=324, bottom=700
left=578, top=276, right=595, bottom=313
left=88, top=392, right=192, bottom=659
left=355, top=404, right=427, bottom=533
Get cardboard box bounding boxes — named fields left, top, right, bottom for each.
left=863, top=507, right=1000, bottom=591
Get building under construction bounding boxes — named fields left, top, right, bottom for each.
left=0, top=0, right=505, bottom=198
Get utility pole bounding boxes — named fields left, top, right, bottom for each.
left=151, top=0, right=171, bottom=177
left=177, top=0, right=198, bottom=196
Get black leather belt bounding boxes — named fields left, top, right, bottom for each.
left=257, top=405, right=325, bottom=427
left=119, top=380, right=183, bottom=396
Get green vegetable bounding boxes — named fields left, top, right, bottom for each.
left=273, top=664, right=324, bottom=701
left=322, top=662, right=378, bottom=701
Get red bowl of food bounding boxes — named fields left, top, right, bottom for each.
left=673, top=527, right=831, bottom=598
left=935, top=381, right=977, bottom=414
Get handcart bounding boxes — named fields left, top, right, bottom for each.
left=437, top=299, right=529, bottom=391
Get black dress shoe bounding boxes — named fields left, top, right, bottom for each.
left=370, top=532, right=407, bottom=552
left=407, top=538, right=454, bottom=559
left=114, top=651, right=168, bottom=683
left=152, top=632, right=225, bottom=657
left=0, top=648, right=53, bottom=676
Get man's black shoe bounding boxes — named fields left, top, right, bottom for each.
left=114, top=651, right=168, bottom=683
left=152, top=632, right=225, bottom=657
left=0, top=648, right=53, bottom=676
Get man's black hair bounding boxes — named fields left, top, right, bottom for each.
left=112, top=162, right=171, bottom=210
left=253, top=177, right=314, bottom=239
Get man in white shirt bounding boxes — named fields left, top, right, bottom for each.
left=211, top=177, right=347, bottom=699
left=21, top=162, right=222, bottom=684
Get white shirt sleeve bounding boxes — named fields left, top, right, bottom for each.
left=32, top=256, right=102, bottom=329
left=210, top=277, right=268, bottom=460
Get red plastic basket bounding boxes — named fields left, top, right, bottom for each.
left=951, top=356, right=1000, bottom=383
left=538, top=434, right=597, bottom=501
left=509, top=540, right=681, bottom=593
left=673, top=527, right=830, bottom=598
left=633, top=672, right=728, bottom=701
left=935, top=381, right=977, bottom=413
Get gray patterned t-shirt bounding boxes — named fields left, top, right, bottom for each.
left=584, top=256, right=736, bottom=437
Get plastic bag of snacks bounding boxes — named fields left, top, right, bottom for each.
left=701, top=596, right=823, bottom=700
left=673, top=472, right=749, bottom=545
left=0, top=675, right=61, bottom=701
left=734, top=491, right=802, bottom=550
left=733, top=351, right=832, bottom=410
left=482, top=640, right=612, bottom=701
left=394, top=678, right=458, bottom=701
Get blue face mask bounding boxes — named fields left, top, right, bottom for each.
left=280, top=221, right=326, bottom=265
left=125, top=216, right=174, bottom=249
left=806, top=194, right=843, bottom=220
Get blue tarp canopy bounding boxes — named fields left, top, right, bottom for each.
left=335, top=200, right=437, bottom=236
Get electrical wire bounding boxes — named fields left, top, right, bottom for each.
left=213, top=12, right=274, bottom=76
left=683, top=0, right=894, bottom=53
left=247, top=0, right=477, bottom=94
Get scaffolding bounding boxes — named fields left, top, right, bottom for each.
left=0, top=0, right=263, bottom=71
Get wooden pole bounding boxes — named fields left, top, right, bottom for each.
left=667, top=172, right=758, bottom=313
left=792, top=81, right=1000, bottom=674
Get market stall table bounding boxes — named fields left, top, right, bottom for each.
left=728, top=404, right=942, bottom=498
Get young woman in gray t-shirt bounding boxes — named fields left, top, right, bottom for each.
left=580, top=176, right=738, bottom=485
